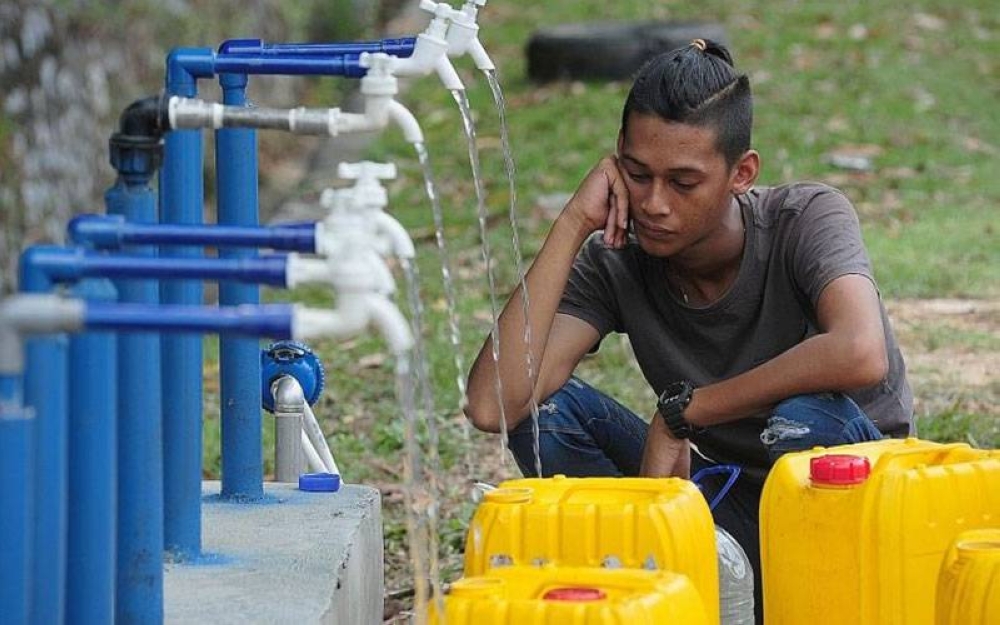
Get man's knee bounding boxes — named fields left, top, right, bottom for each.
left=761, top=393, right=882, bottom=462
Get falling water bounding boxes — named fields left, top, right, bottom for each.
left=400, top=257, right=445, bottom=616
left=413, top=142, right=476, bottom=475
left=483, top=69, right=544, bottom=477
left=450, top=89, right=512, bottom=465
left=395, top=354, right=430, bottom=625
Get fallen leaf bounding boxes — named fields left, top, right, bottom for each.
left=359, top=353, right=387, bottom=368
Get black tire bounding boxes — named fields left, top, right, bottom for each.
left=526, top=21, right=728, bottom=83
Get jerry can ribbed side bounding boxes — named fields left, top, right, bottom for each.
left=430, top=565, right=711, bottom=625
left=760, top=438, right=1000, bottom=625
left=464, top=475, right=718, bottom=624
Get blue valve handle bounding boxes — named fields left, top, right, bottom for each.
left=260, top=341, right=326, bottom=412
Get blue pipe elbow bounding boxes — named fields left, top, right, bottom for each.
left=166, top=47, right=216, bottom=92
left=68, top=215, right=127, bottom=248
left=19, top=246, right=83, bottom=292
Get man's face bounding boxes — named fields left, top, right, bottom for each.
left=618, top=113, right=739, bottom=258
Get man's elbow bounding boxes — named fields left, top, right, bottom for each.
left=844, top=336, right=889, bottom=388
left=463, top=395, right=504, bottom=434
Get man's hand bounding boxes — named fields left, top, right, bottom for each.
left=560, top=156, right=630, bottom=249
left=640, top=412, right=691, bottom=478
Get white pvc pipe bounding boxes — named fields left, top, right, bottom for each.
left=300, top=430, right=326, bottom=474
left=303, top=402, right=339, bottom=475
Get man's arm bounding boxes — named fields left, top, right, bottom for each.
left=643, top=274, right=888, bottom=460
left=642, top=274, right=887, bottom=476
left=640, top=415, right=691, bottom=478
left=464, top=157, right=629, bottom=433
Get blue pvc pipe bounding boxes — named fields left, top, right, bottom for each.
left=19, top=259, right=70, bottom=625
left=161, top=51, right=206, bottom=561
left=20, top=246, right=290, bottom=287
left=24, top=336, right=68, bottom=625
left=69, top=214, right=317, bottom=253
left=216, top=73, right=264, bottom=500
left=84, top=303, right=295, bottom=338
left=105, top=164, right=164, bottom=625
left=0, top=375, right=32, bottom=625
left=214, top=56, right=368, bottom=77
left=167, top=38, right=417, bottom=81
left=217, top=37, right=416, bottom=57
left=166, top=34, right=417, bottom=83
left=66, top=279, right=118, bottom=625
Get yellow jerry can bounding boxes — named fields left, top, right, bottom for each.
left=430, top=564, right=711, bottom=624
left=935, top=528, right=1000, bottom=625
left=760, top=438, right=1000, bottom=625
left=464, top=475, right=718, bottom=624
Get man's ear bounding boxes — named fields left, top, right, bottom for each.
left=731, top=149, right=760, bottom=195
left=616, top=129, right=625, bottom=156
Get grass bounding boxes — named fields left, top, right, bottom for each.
left=196, top=0, right=1000, bottom=615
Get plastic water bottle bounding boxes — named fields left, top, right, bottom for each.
left=716, top=526, right=754, bottom=625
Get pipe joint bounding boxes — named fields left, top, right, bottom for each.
left=109, top=96, right=170, bottom=178
left=271, top=375, right=306, bottom=415
left=0, top=294, right=85, bottom=374
left=67, top=215, right=126, bottom=248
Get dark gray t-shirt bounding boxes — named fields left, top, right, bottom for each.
left=558, top=182, right=913, bottom=481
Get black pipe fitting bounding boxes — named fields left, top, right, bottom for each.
left=109, top=94, right=171, bottom=178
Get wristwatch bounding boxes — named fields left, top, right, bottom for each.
left=657, top=380, right=701, bottom=439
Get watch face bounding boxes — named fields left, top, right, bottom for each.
left=661, top=381, right=687, bottom=403
left=659, top=381, right=691, bottom=410
left=658, top=381, right=695, bottom=438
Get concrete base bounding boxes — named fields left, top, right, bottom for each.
left=164, top=481, right=384, bottom=624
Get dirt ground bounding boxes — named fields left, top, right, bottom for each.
left=886, top=298, right=1000, bottom=421
left=381, top=297, right=1000, bottom=622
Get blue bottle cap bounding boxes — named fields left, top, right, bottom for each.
left=298, top=472, right=341, bottom=492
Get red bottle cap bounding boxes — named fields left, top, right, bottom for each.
left=542, top=587, right=607, bottom=602
left=810, top=454, right=871, bottom=486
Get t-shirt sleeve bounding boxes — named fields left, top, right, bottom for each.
left=557, top=233, right=621, bottom=338
left=787, top=188, right=875, bottom=308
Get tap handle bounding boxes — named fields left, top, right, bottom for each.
left=418, top=0, right=455, bottom=38
left=359, top=51, right=387, bottom=71
left=319, top=188, right=340, bottom=211
left=418, top=0, right=450, bottom=17
left=338, top=161, right=397, bottom=183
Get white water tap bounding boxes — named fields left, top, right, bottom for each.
left=311, top=161, right=415, bottom=262
left=285, top=158, right=418, bottom=355
left=442, top=0, right=495, bottom=71
left=168, top=52, right=425, bottom=145
left=287, top=232, right=412, bottom=354
left=374, top=0, right=465, bottom=91
left=339, top=161, right=415, bottom=259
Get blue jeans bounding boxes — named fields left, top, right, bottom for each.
left=506, top=377, right=883, bottom=625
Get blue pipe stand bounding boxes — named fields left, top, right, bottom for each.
left=0, top=375, right=32, bottom=625
left=162, top=50, right=206, bottom=559
left=66, top=279, right=118, bottom=625
left=19, top=259, right=70, bottom=625
left=105, top=126, right=165, bottom=624
left=216, top=72, right=264, bottom=501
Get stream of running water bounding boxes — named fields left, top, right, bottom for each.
left=450, top=88, right=512, bottom=468
left=483, top=69, right=543, bottom=477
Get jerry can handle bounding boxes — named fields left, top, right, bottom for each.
left=876, top=441, right=975, bottom=470
left=691, top=464, right=741, bottom=511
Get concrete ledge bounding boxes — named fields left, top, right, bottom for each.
left=165, top=482, right=384, bottom=624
